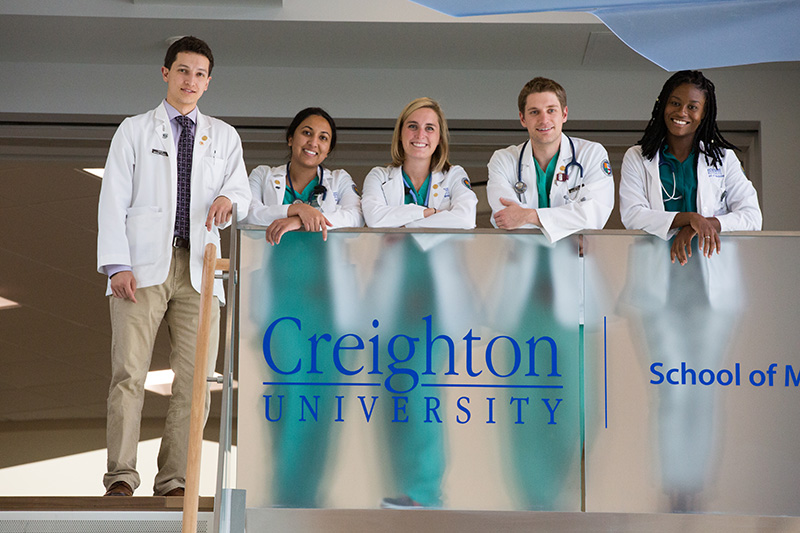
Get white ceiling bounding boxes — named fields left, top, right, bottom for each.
left=0, top=0, right=599, bottom=23
left=0, top=15, right=653, bottom=71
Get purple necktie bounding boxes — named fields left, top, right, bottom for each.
left=175, top=115, right=194, bottom=241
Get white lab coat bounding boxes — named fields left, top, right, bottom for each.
left=362, top=165, right=477, bottom=229
left=487, top=134, right=615, bottom=243
left=243, top=164, right=363, bottom=229
left=97, top=102, right=251, bottom=303
left=619, top=144, right=762, bottom=239
left=619, top=144, right=760, bottom=311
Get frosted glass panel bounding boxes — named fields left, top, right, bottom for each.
left=584, top=234, right=800, bottom=516
left=237, top=230, right=583, bottom=510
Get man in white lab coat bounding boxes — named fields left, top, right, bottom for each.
left=487, top=77, right=615, bottom=242
left=97, top=36, right=250, bottom=497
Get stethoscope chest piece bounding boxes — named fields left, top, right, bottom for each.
left=516, top=136, right=584, bottom=203
left=286, top=162, right=328, bottom=206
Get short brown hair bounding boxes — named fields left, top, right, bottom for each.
left=390, top=97, right=451, bottom=173
left=518, top=77, right=567, bottom=114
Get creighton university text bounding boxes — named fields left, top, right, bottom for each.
left=260, top=315, right=568, bottom=426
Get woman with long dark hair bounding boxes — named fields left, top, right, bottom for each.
left=619, top=70, right=761, bottom=264
left=245, top=107, right=363, bottom=242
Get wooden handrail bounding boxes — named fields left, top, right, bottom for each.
left=182, top=243, right=226, bottom=533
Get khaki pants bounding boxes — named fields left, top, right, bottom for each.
left=104, top=247, right=220, bottom=495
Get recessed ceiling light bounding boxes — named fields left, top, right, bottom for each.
left=0, top=296, right=20, bottom=310
left=82, top=168, right=105, bottom=179
left=144, top=369, right=237, bottom=396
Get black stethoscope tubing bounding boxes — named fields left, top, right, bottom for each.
left=286, top=162, right=327, bottom=205
left=515, top=135, right=584, bottom=202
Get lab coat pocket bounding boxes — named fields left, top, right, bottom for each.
left=708, top=178, right=728, bottom=217
left=315, top=194, right=331, bottom=215
left=432, top=188, right=452, bottom=211
left=125, top=206, right=163, bottom=266
left=203, top=155, right=226, bottom=195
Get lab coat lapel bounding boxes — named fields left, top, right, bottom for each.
left=521, top=141, right=537, bottom=206
left=558, top=133, right=572, bottom=170
left=193, top=110, right=211, bottom=161
left=319, top=168, right=334, bottom=209
left=383, top=167, right=404, bottom=204
left=695, top=142, right=711, bottom=214
left=154, top=104, right=173, bottom=154
left=154, top=104, right=177, bottom=200
left=271, top=165, right=288, bottom=205
left=644, top=152, right=664, bottom=210
left=429, top=170, right=446, bottom=208
left=189, top=110, right=211, bottom=231
left=549, top=134, right=571, bottom=205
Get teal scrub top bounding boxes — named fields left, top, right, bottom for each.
left=660, top=147, right=698, bottom=213
left=283, top=176, right=320, bottom=205
left=534, top=151, right=559, bottom=209
left=402, top=170, right=432, bottom=206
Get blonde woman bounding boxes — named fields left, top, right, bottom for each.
left=362, top=97, right=477, bottom=229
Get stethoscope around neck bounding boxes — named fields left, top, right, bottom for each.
left=401, top=166, right=433, bottom=207
left=286, top=162, right=327, bottom=206
left=658, top=150, right=683, bottom=202
left=515, top=135, right=584, bottom=203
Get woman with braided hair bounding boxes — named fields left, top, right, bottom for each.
left=619, top=70, right=761, bottom=264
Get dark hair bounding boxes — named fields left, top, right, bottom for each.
left=164, top=36, right=214, bottom=74
left=286, top=107, right=337, bottom=153
left=638, top=70, right=736, bottom=167
left=518, top=77, right=567, bottom=114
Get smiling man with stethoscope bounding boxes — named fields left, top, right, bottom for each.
left=487, top=77, right=615, bottom=243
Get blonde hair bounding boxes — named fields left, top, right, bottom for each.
left=390, top=97, right=451, bottom=173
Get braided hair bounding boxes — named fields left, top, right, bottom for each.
left=638, top=70, right=737, bottom=168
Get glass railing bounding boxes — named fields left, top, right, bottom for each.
left=230, top=228, right=798, bottom=516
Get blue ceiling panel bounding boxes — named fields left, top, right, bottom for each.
left=411, top=0, right=800, bottom=70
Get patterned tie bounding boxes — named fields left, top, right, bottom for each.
left=175, top=115, right=194, bottom=242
